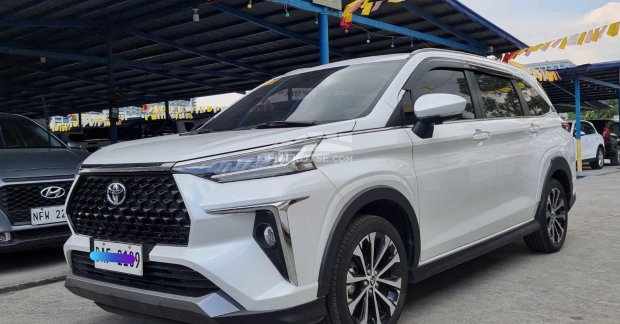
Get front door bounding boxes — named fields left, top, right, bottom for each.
left=404, top=67, right=498, bottom=262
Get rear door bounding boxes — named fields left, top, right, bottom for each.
left=404, top=62, right=498, bottom=261
left=468, top=73, right=540, bottom=229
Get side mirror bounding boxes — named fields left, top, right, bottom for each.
left=412, top=93, right=467, bottom=138
left=580, top=131, right=586, bottom=136
left=66, top=141, right=83, bottom=150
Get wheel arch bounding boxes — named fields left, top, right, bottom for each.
left=544, top=157, right=573, bottom=211
left=316, top=186, right=420, bottom=297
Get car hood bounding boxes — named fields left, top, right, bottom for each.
left=0, top=148, right=89, bottom=180
left=83, top=120, right=356, bottom=165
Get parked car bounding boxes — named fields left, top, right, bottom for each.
left=588, top=119, right=619, bottom=166
left=63, top=49, right=576, bottom=324
left=562, top=120, right=606, bottom=169
left=0, top=113, right=88, bottom=253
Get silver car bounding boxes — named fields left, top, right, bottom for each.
left=0, top=113, right=88, bottom=252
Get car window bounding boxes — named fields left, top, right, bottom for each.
left=411, top=69, right=474, bottom=120
left=516, top=80, right=552, bottom=116
left=0, top=116, right=64, bottom=149
left=201, top=60, right=405, bottom=131
left=582, top=123, right=596, bottom=135
left=475, top=74, right=523, bottom=118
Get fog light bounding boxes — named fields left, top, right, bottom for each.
left=264, top=226, right=276, bottom=248
left=0, top=232, right=11, bottom=243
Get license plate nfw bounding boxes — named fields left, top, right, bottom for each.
left=31, top=206, right=66, bottom=225
left=93, top=240, right=143, bottom=276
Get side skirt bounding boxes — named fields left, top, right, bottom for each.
left=410, top=220, right=539, bottom=283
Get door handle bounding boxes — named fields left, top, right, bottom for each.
left=529, top=123, right=541, bottom=134
left=472, top=129, right=491, bottom=142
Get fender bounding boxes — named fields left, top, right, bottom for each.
left=316, top=186, right=420, bottom=297
left=543, top=156, right=575, bottom=211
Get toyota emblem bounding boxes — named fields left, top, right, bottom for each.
left=106, top=182, right=127, bottom=206
left=40, top=186, right=66, bottom=199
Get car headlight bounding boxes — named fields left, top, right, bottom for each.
left=172, top=139, right=320, bottom=182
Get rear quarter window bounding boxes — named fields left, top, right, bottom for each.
left=516, top=80, right=553, bottom=116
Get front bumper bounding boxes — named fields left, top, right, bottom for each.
left=0, top=224, right=70, bottom=253
left=65, top=273, right=326, bottom=324
left=64, top=170, right=340, bottom=317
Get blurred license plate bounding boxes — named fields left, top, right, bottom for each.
left=31, top=206, right=66, bottom=225
left=93, top=240, right=143, bottom=276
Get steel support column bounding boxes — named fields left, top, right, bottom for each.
left=319, top=13, right=329, bottom=65
left=106, top=32, right=118, bottom=144
left=165, top=100, right=171, bottom=120
left=575, top=79, right=582, bottom=173
left=78, top=112, right=82, bottom=131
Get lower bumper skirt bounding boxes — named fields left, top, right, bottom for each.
left=65, top=273, right=326, bottom=324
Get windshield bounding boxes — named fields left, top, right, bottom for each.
left=0, top=115, right=65, bottom=149
left=201, top=60, right=405, bottom=131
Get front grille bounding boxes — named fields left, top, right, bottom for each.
left=13, top=226, right=71, bottom=239
left=71, top=251, right=217, bottom=297
left=0, top=181, right=73, bottom=225
left=67, top=175, right=190, bottom=245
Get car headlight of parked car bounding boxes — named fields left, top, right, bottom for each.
left=172, top=139, right=320, bottom=182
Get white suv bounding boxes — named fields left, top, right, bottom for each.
left=563, top=120, right=605, bottom=169
left=63, top=49, right=576, bottom=323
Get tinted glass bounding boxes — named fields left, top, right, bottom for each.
left=476, top=74, right=523, bottom=118
left=202, top=60, right=405, bottom=131
left=411, top=69, right=474, bottom=119
left=399, top=91, right=415, bottom=125
left=0, top=116, right=64, bottom=149
left=516, top=80, right=552, bottom=116
left=582, top=123, right=596, bottom=135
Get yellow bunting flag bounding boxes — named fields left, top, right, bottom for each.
left=609, top=22, right=620, bottom=37
left=502, top=20, right=619, bottom=60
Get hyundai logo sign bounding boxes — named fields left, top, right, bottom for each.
left=40, top=186, right=66, bottom=199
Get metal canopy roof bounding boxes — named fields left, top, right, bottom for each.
left=0, top=0, right=526, bottom=117
left=544, top=60, right=620, bottom=112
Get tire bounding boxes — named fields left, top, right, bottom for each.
left=323, top=215, right=408, bottom=324
left=590, top=147, right=604, bottom=169
left=610, top=152, right=620, bottom=166
left=524, top=179, right=568, bottom=253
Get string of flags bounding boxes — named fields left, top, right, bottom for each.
left=340, top=0, right=404, bottom=32
left=502, top=21, right=620, bottom=62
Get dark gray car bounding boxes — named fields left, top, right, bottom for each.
left=0, top=113, right=88, bottom=252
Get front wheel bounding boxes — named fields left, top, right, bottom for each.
left=323, top=215, right=408, bottom=324
left=590, top=147, right=604, bottom=169
left=524, top=179, right=568, bottom=253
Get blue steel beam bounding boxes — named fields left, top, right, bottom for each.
left=0, top=59, right=165, bottom=98
left=0, top=44, right=265, bottom=80
left=319, top=13, right=329, bottom=64
left=128, top=66, right=236, bottom=92
left=578, top=76, right=620, bottom=91
left=122, top=28, right=277, bottom=76
left=0, top=80, right=107, bottom=101
left=211, top=2, right=354, bottom=58
left=0, top=19, right=97, bottom=28
left=268, top=0, right=486, bottom=54
left=401, top=2, right=485, bottom=48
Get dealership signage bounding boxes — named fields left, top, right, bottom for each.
left=313, top=0, right=342, bottom=10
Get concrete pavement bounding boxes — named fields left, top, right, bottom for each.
left=1, top=167, right=619, bottom=323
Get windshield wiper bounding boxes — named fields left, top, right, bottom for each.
left=254, top=121, right=318, bottom=129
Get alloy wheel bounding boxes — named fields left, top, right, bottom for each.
left=546, top=187, right=567, bottom=244
left=598, top=149, right=604, bottom=167
left=346, top=232, right=402, bottom=324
